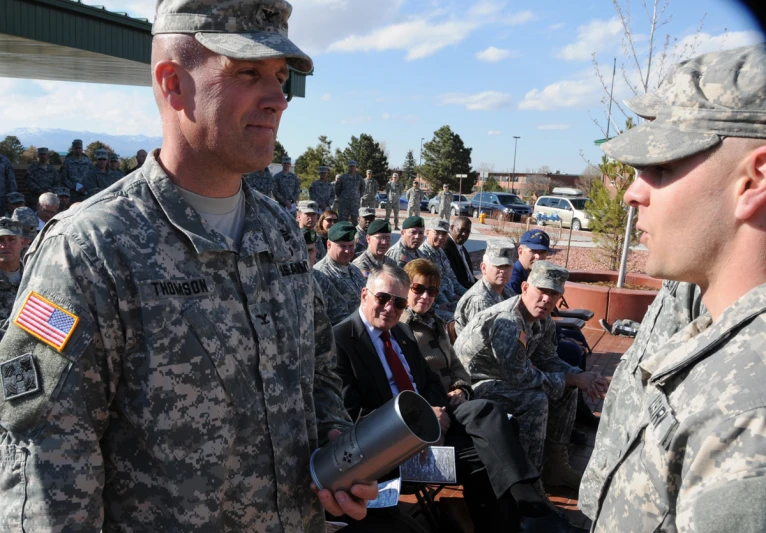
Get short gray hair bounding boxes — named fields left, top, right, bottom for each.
left=38, top=192, right=59, bottom=209
left=366, top=264, right=410, bottom=290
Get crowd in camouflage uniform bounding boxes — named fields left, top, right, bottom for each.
left=335, top=161, right=364, bottom=223
left=244, top=167, right=275, bottom=197
left=361, top=171, right=378, bottom=209
left=308, top=165, right=335, bottom=211
left=384, top=173, right=404, bottom=229
left=0, top=154, right=18, bottom=216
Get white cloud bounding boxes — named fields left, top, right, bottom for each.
left=382, top=113, right=419, bottom=123
left=468, top=0, right=507, bottom=18
left=537, top=124, right=571, bottom=130
left=0, top=78, right=161, bottom=137
left=548, top=22, right=565, bottom=31
left=320, top=92, right=332, bottom=101
left=476, top=46, right=517, bottom=62
left=519, top=77, right=601, bottom=111
left=488, top=130, right=502, bottom=136
left=340, top=115, right=372, bottom=125
left=557, top=18, right=623, bottom=61
left=437, top=91, right=513, bottom=111
left=670, top=30, right=763, bottom=59
left=503, top=10, right=536, bottom=25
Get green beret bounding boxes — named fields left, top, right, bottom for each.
left=367, top=220, right=391, bottom=235
left=402, top=216, right=424, bottom=229
left=302, top=228, right=317, bottom=244
left=328, top=221, right=356, bottom=242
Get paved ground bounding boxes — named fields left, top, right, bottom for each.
left=399, top=327, right=632, bottom=532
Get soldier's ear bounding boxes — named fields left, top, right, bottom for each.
left=734, top=144, right=766, bottom=222
left=154, top=60, right=186, bottom=112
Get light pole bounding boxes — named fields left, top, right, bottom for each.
left=418, top=137, right=424, bottom=187
left=512, top=136, right=520, bottom=194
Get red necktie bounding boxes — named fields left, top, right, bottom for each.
left=380, top=330, right=415, bottom=393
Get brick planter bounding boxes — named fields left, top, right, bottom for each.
left=564, top=271, right=661, bottom=329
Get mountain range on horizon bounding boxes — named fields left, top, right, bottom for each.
left=2, top=127, right=162, bottom=157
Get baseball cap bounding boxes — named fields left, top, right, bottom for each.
left=297, top=200, right=320, bottom=214
left=483, top=242, right=516, bottom=266
left=0, top=217, right=22, bottom=237
left=527, top=260, right=568, bottom=295
left=152, top=0, right=313, bottom=74
left=358, top=207, right=375, bottom=218
left=429, top=218, right=449, bottom=233
left=520, top=230, right=550, bottom=252
left=603, top=44, right=766, bottom=166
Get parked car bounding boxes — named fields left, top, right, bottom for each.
left=375, top=192, right=388, bottom=208
left=399, top=193, right=430, bottom=212
left=470, top=192, right=533, bottom=220
left=427, top=194, right=471, bottom=217
left=534, top=188, right=592, bottom=231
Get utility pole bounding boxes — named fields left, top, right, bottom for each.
left=418, top=137, right=424, bottom=187
left=512, top=136, right=520, bottom=194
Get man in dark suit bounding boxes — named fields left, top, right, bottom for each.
left=443, top=216, right=476, bottom=290
left=334, top=263, right=553, bottom=533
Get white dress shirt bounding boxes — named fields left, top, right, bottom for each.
left=358, top=308, right=419, bottom=395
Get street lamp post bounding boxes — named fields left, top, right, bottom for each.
left=512, top=136, right=520, bottom=194
left=418, top=137, right=424, bottom=187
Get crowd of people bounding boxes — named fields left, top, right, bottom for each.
left=0, top=0, right=764, bottom=532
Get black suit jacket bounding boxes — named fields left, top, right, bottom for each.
left=443, top=237, right=475, bottom=290
left=334, top=312, right=449, bottom=422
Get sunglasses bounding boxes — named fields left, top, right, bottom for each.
left=325, top=218, right=339, bottom=223
left=410, top=283, right=439, bottom=297
left=372, top=291, right=408, bottom=310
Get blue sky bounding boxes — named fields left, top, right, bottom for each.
left=0, top=0, right=762, bottom=174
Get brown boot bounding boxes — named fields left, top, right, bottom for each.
left=541, top=442, right=583, bottom=490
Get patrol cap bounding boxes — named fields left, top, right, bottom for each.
left=429, top=218, right=449, bottom=233
left=152, top=0, right=313, bottom=74
left=358, top=207, right=375, bottom=218
left=348, top=160, right=357, bottom=167
left=108, top=153, right=119, bottom=162
left=37, top=147, right=49, bottom=155
left=366, top=169, right=372, bottom=174
left=483, top=241, right=516, bottom=266
left=319, top=165, right=329, bottom=173
left=527, top=260, right=568, bottom=295
left=302, top=227, right=317, bottom=244
left=392, top=173, right=399, bottom=178
left=95, top=149, right=108, bottom=160
left=11, top=207, right=38, bottom=240
left=402, top=216, right=424, bottom=229
left=297, top=200, right=320, bottom=214
left=72, top=139, right=83, bottom=148
left=55, top=187, right=71, bottom=197
left=282, top=156, right=292, bottom=164
left=0, top=217, right=22, bottom=237
left=443, top=184, right=449, bottom=189
left=7, top=192, right=25, bottom=204
left=328, top=221, right=356, bottom=242
left=368, top=220, right=391, bottom=235
left=603, top=44, right=766, bottom=166
left=521, top=230, right=550, bottom=252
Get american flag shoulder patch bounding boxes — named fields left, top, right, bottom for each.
left=14, top=292, right=80, bottom=352
left=519, top=330, right=527, bottom=349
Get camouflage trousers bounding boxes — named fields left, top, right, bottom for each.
left=385, top=203, right=400, bottom=228
left=474, top=380, right=577, bottom=471
left=361, top=195, right=376, bottom=209
left=339, top=204, right=359, bottom=225
left=407, top=206, right=420, bottom=218
left=438, top=207, right=451, bottom=221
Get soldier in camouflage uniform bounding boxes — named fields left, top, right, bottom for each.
left=58, top=138, right=91, bottom=201
left=0, top=153, right=18, bottom=217
left=309, top=165, right=335, bottom=211
left=54, top=187, right=72, bottom=212
left=455, top=261, right=608, bottom=489
left=354, top=206, right=375, bottom=257
left=580, top=44, right=766, bottom=532
left=304, top=228, right=348, bottom=327
left=453, top=241, right=516, bottom=336
left=335, top=160, right=364, bottom=224
left=385, top=215, right=425, bottom=267
left=361, top=169, right=378, bottom=209
left=0, top=217, right=23, bottom=321
left=108, top=152, right=124, bottom=181
left=11, top=206, right=38, bottom=258
left=384, top=172, right=404, bottom=229
left=244, top=166, right=275, bottom=197
left=23, top=147, right=60, bottom=208
left=419, top=218, right=467, bottom=307
left=5, top=192, right=25, bottom=217
left=273, top=156, right=301, bottom=213
left=296, top=200, right=326, bottom=261
left=0, top=1, right=377, bottom=530
left=352, top=219, right=396, bottom=278
left=437, top=184, right=452, bottom=220
left=314, top=222, right=367, bottom=321
left=81, top=148, right=115, bottom=197
left=406, top=180, right=425, bottom=217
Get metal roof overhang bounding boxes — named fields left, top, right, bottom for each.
left=0, top=0, right=309, bottom=96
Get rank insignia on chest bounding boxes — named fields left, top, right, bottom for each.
left=519, top=331, right=527, bottom=348
left=1, top=353, right=40, bottom=400
left=647, top=393, right=679, bottom=450
left=14, top=292, right=79, bottom=352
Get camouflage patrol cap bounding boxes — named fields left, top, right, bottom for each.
left=108, top=153, right=119, bottom=161
left=319, top=165, right=329, bottom=173
left=152, top=0, right=313, bottom=74
left=328, top=221, right=356, bottom=242
left=297, top=200, right=320, bottom=214
left=282, top=156, right=292, bottom=164
left=71, top=139, right=83, bottom=148
left=7, top=192, right=25, bottom=204
left=603, top=44, right=766, bottom=166
left=367, top=220, right=391, bottom=235
left=11, top=207, right=38, bottom=241
left=348, top=160, right=357, bottom=167
left=392, top=173, right=399, bottom=178
left=483, top=241, right=516, bottom=266
left=402, top=216, right=424, bottom=229
left=358, top=207, right=375, bottom=218
left=0, top=217, right=22, bottom=237
left=366, top=169, right=372, bottom=174
left=95, top=149, right=108, bottom=160
left=55, top=187, right=71, bottom=197
left=428, top=218, right=449, bottom=233
left=37, top=147, right=49, bottom=155
left=302, top=227, right=317, bottom=244
left=527, top=260, right=568, bottom=295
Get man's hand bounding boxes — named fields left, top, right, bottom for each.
left=568, top=372, right=610, bottom=400
left=447, top=389, right=468, bottom=407
left=312, top=429, right=379, bottom=520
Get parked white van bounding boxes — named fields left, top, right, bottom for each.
left=534, top=188, right=592, bottom=231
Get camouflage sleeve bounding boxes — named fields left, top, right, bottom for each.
left=308, top=181, right=317, bottom=201
left=531, top=318, right=581, bottom=375
left=59, top=163, right=71, bottom=190
left=334, top=178, right=342, bottom=197
left=677, top=408, right=766, bottom=533
left=311, top=278, right=353, bottom=445
left=312, top=271, right=351, bottom=326
left=292, top=177, right=301, bottom=203
left=273, top=178, right=286, bottom=204
left=0, top=232, right=123, bottom=531
left=454, top=295, right=479, bottom=336
left=5, top=163, right=16, bottom=193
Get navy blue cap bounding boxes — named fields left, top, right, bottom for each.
left=520, top=230, right=550, bottom=252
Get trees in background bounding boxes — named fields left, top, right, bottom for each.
left=420, top=126, right=477, bottom=192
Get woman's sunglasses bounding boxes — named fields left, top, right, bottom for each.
left=325, top=218, right=339, bottom=224
left=372, top=291, right=408, bottom=310
left=410, top=283, right=440, bottom=297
